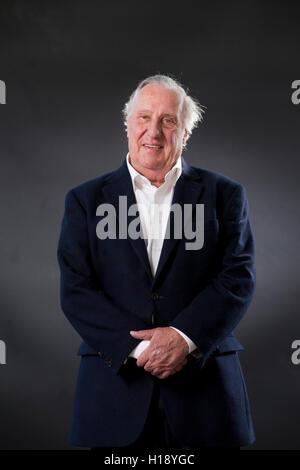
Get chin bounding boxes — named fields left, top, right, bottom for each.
left=143, top=157, right=164, bottom=170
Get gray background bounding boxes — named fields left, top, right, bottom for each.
left=0, top=0, right=299, bottom=450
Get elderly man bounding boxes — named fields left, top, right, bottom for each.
left=57, top=75, right=256, bottom=451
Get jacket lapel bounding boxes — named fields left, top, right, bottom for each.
left=102, top=160, right=153, bottom=281
left=152, top=157, right=203, bottom=287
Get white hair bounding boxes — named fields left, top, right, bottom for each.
left=122, top=74, right=205, bottom=144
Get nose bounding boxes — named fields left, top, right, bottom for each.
left=147, top=118, right=162, bottom=138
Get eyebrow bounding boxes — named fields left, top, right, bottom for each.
left=137, top=110, right=177, bottom=118
left=136, top=109, right=152, bottom=114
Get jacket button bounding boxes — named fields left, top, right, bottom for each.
left=152, top=292, right=159, bottom=300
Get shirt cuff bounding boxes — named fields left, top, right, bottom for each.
left=170, top=327, right=197, bottom=354
left=128, top=340, right=150, bottom=359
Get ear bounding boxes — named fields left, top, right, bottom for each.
left=182, top=129, right=189, bottom=144
left=126, top=120, right=131, bottom=139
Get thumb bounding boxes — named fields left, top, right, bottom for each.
left=130, top=329, right=155, bottom=340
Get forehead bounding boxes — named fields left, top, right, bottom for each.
left=132, top=84, right=183, bottom=115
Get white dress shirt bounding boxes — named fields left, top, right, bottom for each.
left=126, top=154, right=197, bottom=359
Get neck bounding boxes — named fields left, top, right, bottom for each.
left=129, top=156, right=178, bottom=188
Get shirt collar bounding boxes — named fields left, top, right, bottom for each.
left=126, top=153, right=182, bottom=189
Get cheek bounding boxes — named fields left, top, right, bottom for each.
left=134, top=126, right=146, bottom=141
left=170, top=132, right=181, bottom=148
left=128, top=127, right=143, bottom=145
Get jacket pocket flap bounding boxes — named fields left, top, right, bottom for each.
left=76, top=342, right=98, bottom=356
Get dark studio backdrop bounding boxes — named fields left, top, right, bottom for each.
left=0, top=0, right=299, bottom=450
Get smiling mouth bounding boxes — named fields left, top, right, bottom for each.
left=143, top=144, right=163, bottom=149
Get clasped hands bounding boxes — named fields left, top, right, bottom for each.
left=130, top=327, right=189, bottom=379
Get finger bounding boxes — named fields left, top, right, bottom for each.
left=130, top=329, right=155, bottom=340
left=137, top=348, right=162, bottom=368
left=157, top=370, right=172, bottom=379
left=152, top=356, right=185, bottom=371
left=151, top=367, right=167, bottom=376
left=136, top=350, right=151, bottom=368
left=145, top=358, right=165, bottom=373
left=144, top=361, right=155, bottom=372
left=173, top=359, right=187, bottom=372
left=176, top=358, right=187, bottom=369
left=156, top=367, right=176, bottom=378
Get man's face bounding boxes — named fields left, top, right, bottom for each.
left=126, top=84, right=188, bottom=175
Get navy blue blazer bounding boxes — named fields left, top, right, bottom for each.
left=57, top=157, right=256, bottom=448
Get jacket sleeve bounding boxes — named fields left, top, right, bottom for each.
left=57, top=189, right=148, bottom=374
left=169, top=183, right=256, bottom=367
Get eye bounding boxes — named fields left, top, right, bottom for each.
left=163, top=117, right=176, bottom=126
